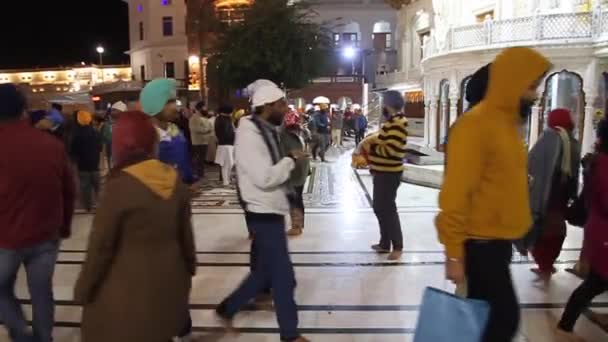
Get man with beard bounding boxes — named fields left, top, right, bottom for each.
left=216, top=85, right=309, bottom=342
left=140, top=79, right=196, bottom=187
left=436, top=47, right=550, bottom=342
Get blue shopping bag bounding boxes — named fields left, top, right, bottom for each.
left=414, top=287, right=490, bottom=342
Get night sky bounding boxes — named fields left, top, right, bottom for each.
left=0, top=0, right=130, bottom=69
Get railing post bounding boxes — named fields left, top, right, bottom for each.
left=534, top=12, right=543, bottom=40
left=593, top=3, right=602, bottom=38
left=484, top=19, right=493, bottom=45
left=448, top=26, right=454, bottom=51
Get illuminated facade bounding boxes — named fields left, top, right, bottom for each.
left=124, top=0, right=189, bottom=82
left=0, top=65, right=133, bottom=110
left=0, top=65, right=132, bottom=94
left=378, top=0, right=608, bottom=154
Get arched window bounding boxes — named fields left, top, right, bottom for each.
left=334, top=22, right=361, bottom=48
left=372, top=21, right=392, bottom=50
left=540, top=70, right=585, bottom=140
left=459, top=75, right=473, bottom=116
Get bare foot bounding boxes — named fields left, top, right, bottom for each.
left=530, top=268, right=553, bottom=283
left=555, top=328, right=586, bottom=342
left=293, top=337, right=311, bottom=342
left=215, top=312, right=238, bottom=335
left=387, top=250, right=403, bottom=261
left=287, top=228, right=303, bottom=236
left=254, top=293, right=273, bottom=305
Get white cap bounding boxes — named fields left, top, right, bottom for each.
left=111, top=101, right=127, bottom=112
left=247, top=79, right=278, bottom=98
left=251, top=85, right=285, bottom=108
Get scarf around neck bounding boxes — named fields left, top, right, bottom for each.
left=556, top=127, right=572, bottom=181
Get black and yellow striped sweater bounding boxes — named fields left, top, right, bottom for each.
left=368, top=114, right=408, bottom=173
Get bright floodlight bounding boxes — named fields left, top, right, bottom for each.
left=96, top=46, right=105, bottom=54
left=342, top=47, right=356, bottom=59
left=189, top=55, right=200, bottom=64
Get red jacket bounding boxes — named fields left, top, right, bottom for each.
left=0, top=120, right=75, bottom=249
left=586, top=153, right=608, bottom=279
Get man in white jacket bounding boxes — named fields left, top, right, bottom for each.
left=216, top=85, right=309, bottom=342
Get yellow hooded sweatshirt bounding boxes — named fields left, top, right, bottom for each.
left=436, top=47, right=551, bottom=259
left=123, top=160, right=178, bottom=200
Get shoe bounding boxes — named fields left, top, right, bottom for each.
left=287, top=228, right=303, bottom=236
left=387, top=250, right=403, bottom=261
left=371, top=244, right=390, bottom=253
left=555, top=328, right=586, bottom=342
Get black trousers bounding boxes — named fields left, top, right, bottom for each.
left=192, top=144, right=208, bottom=178
left=559, top=271, right=608, bottom=331
left=292, top=185, right=305, bottom=210
left=311, top=133, right=329, bottom=161
left=355, top=130, right=366, bottom=146
left=465, top=239, right=520, bottom=342
left=372, top=172, right=403, bottom=250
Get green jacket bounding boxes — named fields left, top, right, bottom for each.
left=280, top=128, right=310, bottom=187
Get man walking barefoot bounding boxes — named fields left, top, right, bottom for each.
left=216, top=85, right=309, bottom=342
left=436, top=47, right=550, bottom=342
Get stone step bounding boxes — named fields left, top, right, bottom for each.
left=401, top=164, right=443, bottom=189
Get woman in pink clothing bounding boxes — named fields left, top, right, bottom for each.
left=557, top=119, right=608, bottom=341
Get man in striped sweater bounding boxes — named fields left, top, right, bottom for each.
left=368, top=91, right=408, bottom=260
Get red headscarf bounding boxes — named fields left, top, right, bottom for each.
left=112, top=111, right=158, bottom=169
left=284, top=110, right=300, bottom=128
left=548, top=108, right=574, bottom=132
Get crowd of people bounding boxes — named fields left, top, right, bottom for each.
left=0, top=45, right=607, bottom=342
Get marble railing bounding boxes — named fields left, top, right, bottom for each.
left=423, top=10, right=608, bottom=59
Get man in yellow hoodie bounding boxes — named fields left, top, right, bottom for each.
left=436, top=47, right=550, bottom=342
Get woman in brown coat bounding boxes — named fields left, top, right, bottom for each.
left=74, top=111, right=196, bottom=342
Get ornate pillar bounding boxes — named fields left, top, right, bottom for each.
left=423, top=99, right=431, bottom=146
left=582, top=95, right=597, bottom=155
left=529, top=104, right=541, bottom=148
left=449, top=95, right=459, bottom=126
left=428, top=99, right=438, bottom=149
left=582, top=59, right=599, bottom=155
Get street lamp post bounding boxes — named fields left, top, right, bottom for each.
left=342, top=46, right=356, bottom=75
left=96, top=46, right=105, bottom=65
left=342, top=46, right=367, bottom=82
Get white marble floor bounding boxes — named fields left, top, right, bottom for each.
left=4, top=146, right=608, bottom=341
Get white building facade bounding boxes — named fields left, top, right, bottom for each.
left=310, top=0, right=398, bottom=83
left=379, top=0, right=608, bottom=155
left=125, top=0, right=188, bottom=82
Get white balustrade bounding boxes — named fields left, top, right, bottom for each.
left=424, top=10, right=608, bottom=59
left=451, top=24, right=485, bottom=49
left=539, top=12, right=592, bottom=40
left=491, top=17, right=535, bottom=44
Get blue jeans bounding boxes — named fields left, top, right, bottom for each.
left=218, top=213, right=299, bottom=341
left=0, top=240, right=59, bottom=342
